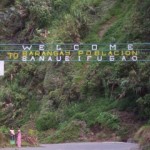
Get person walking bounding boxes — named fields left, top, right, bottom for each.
left=16, top=127, right=22, bottom=148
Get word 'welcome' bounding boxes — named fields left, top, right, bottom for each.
left=0, top=43, right=150, bottom=62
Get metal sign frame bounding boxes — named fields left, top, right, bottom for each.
left=0, top=43, right=150, bottom=62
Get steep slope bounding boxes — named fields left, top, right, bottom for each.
left=0, top=0, right=150, bottom=148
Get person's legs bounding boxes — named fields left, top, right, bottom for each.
left=13, top=135, right=15, bottom=140
left=17, top=136, right=21, bottom=147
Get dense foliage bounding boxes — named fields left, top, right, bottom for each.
left=0, top=0, right=150, bottom=147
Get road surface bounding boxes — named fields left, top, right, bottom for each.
left=0, top=142, right=139, bottom=150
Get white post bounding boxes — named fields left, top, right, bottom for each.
left=0, top=61, right=4, bottom=76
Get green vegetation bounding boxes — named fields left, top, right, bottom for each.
left=47, top=120, right=88, bottom=143
left=36, top=112, right=60, bottom=131
left=134, top=125, right=150, bottom=150
left=0, top=0, right=150, bottom=148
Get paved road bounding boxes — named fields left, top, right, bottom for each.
left=0, top=142, right=139, bottom=150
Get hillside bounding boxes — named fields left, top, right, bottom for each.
left=0, top=0, right=150, bottom=149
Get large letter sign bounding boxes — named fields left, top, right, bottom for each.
left=0, top=43, right=149, bottom=62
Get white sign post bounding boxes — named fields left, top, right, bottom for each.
left=0, top=61, right=4, bottom=76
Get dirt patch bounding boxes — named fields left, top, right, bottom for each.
left=89, top=125, right=120, bottom=142
left=134, top=125, right=150, bottom=146
left=0, top=132, right=9, bottom=147
left=99, top=17, right=116, bottom=39
left=116, top=111, right=143, bottom=142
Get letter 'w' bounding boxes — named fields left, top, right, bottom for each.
left=22, top=45, right=32, bottom=50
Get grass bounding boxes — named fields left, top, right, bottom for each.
left=46, top=120, right=88, bottom=143
left=1, top=0, right=150, bottom=145
left=134, top=125, right=150, bottom=146
left=38, top=98, right=119, bottom=143
left=64, top=98, right=118, bottom=126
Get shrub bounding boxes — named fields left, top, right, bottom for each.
left=1, top=0, right=15, bottom=7
left=47, top=120, right=88, bottom=143
left=136, top=94, right=150, bottom=119
left=96, top=112, right=120, bottom=130
left=36, top=112, right=59, bottom=131
left=24, top=0, right=52, bottom=28
left=0, top=126, right=9, bottom=134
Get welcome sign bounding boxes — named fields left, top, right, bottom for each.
left=0, top=43, right=150, bottom=62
